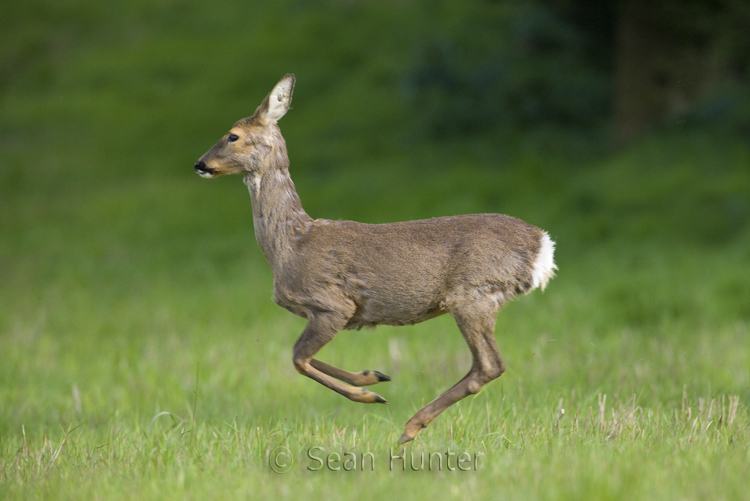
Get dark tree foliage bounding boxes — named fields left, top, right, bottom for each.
left=403, top=3, right=614, bottom=139
left=614, top=0, right=750, bottom=139
left=403, top=0, right=750, bottom=142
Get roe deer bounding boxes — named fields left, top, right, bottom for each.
left=194, top=74, right=556, bottom=444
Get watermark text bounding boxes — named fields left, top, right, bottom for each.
left=269, top=446, right=484, bottom=473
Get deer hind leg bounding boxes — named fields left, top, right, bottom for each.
left=292, top=311, right=388, bottom=404
left=398, top=301, right=505, bottom=444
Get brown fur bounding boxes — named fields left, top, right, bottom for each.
left=194, top=74, right=555, bottom=444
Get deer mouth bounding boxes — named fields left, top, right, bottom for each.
left=194, top=161, right=216, bottom=178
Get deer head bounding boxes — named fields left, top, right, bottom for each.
left=194, top=74, right=295, bottom=179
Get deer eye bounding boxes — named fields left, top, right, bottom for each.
left=228, top=134, right=239, bottom=143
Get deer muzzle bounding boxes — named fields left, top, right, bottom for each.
left=194, top=161, right=216, bottom=178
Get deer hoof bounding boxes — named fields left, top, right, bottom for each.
left=373, top=371, right=391, bottom=382
left=372, top=392, right=388, bottom=404
left=361, top=388, right=388, bottom=404
left=399, top=418, right=428, bottom=444
left=397, top=432, right=415, bottom=445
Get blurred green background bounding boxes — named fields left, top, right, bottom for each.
left=1, top=0, right=750, bottom=497
left=2, top=0, right=749, bottom=330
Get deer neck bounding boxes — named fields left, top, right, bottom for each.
left=244, top=161, right=311, bottom=270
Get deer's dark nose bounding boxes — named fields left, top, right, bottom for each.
left=194, top=161, right=216, bottom=177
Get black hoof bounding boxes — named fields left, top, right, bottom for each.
left=397, top=433, right=414, bottom=445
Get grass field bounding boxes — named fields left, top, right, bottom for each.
left=2, top=1, right=750, bottom=499
left=2, top=133, right=749, bottom=499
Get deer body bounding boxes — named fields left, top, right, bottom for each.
left=195, top=74, right=556, bottom=444
left=269, top=213, right=546, bottom=329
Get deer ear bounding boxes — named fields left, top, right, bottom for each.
left=256, top=74, right=295, bottom=124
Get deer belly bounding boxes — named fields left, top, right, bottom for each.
left=343, top=291, right=447, bottom=329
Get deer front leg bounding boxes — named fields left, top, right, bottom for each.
left=398, top=306, right=505, bottom=444
left=292, top=311, right=388, bottom=404
left=310, top=359, right=391, bottom=386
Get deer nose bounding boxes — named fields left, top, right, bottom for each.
left=194, top=161, right=216, bottom=178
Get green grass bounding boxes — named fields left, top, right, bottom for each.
left=2, top=147, right=749, bottom=499
left=2, top=0, right=750, bottom=498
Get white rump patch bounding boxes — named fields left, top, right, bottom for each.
left=531, top=232, right=557, bottom=292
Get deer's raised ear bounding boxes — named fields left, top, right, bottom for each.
left=256, top=74, right=295, bottom=124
